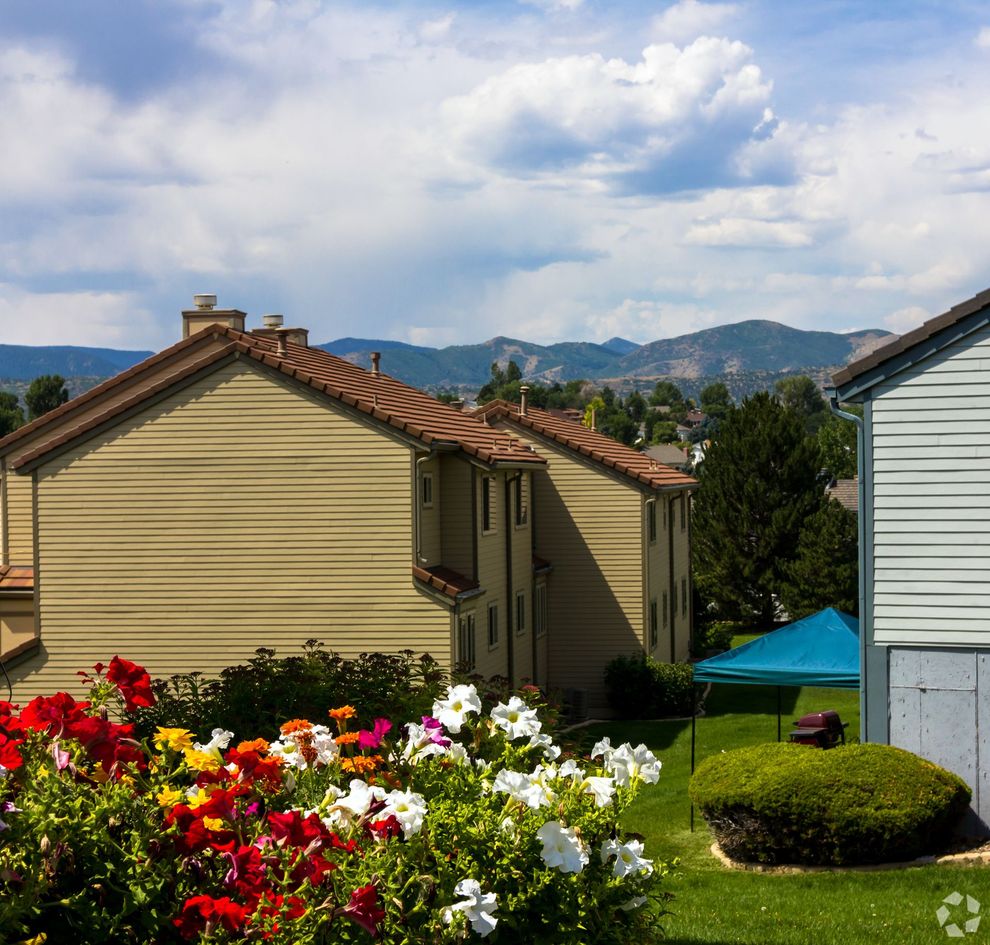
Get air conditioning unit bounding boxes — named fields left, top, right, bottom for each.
left=564, top=687, right=589, bottom=724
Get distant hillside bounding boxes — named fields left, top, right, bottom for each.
left=0, top=321, right=893, bottom=402
left=0, top=344, right=152, bottom=380
left=323, top=321, right=893, bottom=389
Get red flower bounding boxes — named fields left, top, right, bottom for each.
left=342, top=884, right=386, bottom=937
left=222, top=845, right=268, bottom=901
left=174, top=895, right=250, bottom=939
left=290, top=849, right=337, bottom=887
left=19, top=693, right=88, bottom=734
left=63, top=715, right=143, bottom=774
left=368, top=814, right=401, bottom=840
left=106, top=656, right=155, bottom=712
left=266, top=810, right=328, bottom=848
left=224, top=747, right=284, bottom=792
left=0, top=735, right=24, bottom=770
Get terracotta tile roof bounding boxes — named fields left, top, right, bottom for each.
left=0, top=565, right=34, bottom=592
left=473, top=401, right=698, bottom=491
left=832, top=286, right=990, bottom=389
left=5, top=327, right=547, bottom=472
left=825, top=478, right=858, bottom=514
left=412, top=565, right=480, bottom=600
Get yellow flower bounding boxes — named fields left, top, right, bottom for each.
left=156, top=786, right=184, bottom=808
left=183, top=748, right=221, bottom=772
left=186, top=788, right=211, bottom=810
left=154, top=727, right=194, bottom=753
left=201, top=816, right=225, bottom=832
left=36, top=765, right=50, bottom=778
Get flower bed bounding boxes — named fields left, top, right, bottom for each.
left=0, top=659, right=668, bottom=943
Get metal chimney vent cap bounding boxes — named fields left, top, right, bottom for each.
left=193, top=294, right=217, bottom=310
left=262, top=313, right=284, bottom=328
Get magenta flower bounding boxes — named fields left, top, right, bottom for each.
left=358, top=718, right=392, bottom=750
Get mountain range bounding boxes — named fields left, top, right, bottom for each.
left=0, top=320, right=893, bottom=397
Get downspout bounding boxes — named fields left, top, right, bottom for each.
left=504, top=473, right=517, bottom=687
left=414, top=451, right=436, bottom=565
left=529, top=471, right=539, bottom=686
left=644, top=497, right=656, bottom=653
left=668, top=495, right=677, bottom=662
left=827, top=389, right=866, bottom=739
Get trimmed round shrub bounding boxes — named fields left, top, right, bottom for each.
left=689, top=742, right=971, bottom=866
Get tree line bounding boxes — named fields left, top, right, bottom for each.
left=0, top=375, right=70, bottom=437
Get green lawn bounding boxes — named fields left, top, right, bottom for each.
left=575, top=675, right=988, bottom=944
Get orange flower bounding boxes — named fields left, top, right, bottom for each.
left=236, top=738, right=270, bottom=753
left=335, top=732, right=360, bottom=746
left=280, top=719, right=314, bottom=736
left=340, top=754, right=382, bottom=774
left=329, top=705, right=357, bottom=722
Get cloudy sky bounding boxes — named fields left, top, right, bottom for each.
left=2, top=0, right=990, bottom=350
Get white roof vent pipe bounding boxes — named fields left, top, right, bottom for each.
left=193, top=294, right=217, bottom=310
left=262, top=313, right=284, bottom=329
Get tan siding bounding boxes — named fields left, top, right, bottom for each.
left=473, top=470, right=509, bottom=681
left=872, top=322, right=990, bottom=647
left=418, top=457, right=442, bottom=566
left=511, top=471, right=535, bottom=685
left=4, top=470, right=34, bottom=564
left=0, top=595, right=36, bottom=659
left=10, top=361, right=450, bottom=701
left=495, top=422, right=643, bottom=716
left=440, top=456, right=474, bottom=579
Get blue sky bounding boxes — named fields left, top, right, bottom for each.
left=1, top=0, right=989, bottom=349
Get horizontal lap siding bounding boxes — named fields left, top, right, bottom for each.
left=495, top=423, right=643, bottom=716
left=11, top=362, right=449, bottom=700
left=4, top=471, right=34, bottom=565
left=873, top=325, right=990, bottom=647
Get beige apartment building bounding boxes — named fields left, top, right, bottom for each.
left=0, top=299, right=694, bottom=715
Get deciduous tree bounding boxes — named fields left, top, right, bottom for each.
left=0, top=392, right=24, bottom=437
left=25, top=375, right=69, bottom=421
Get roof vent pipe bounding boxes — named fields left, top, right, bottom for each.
left=274, top=328, right=290, bottom=358
left=371, top=352, right=381, bottom=375
left=262, top=313, right=284, bottom=329
left=519, top=385, right=530, bottom=416
left=193, top=294, right=217, bottom=310
left=590, top=407, right=597, bottom=432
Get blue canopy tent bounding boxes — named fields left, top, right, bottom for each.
left=688, top=607, right=859, bottom=829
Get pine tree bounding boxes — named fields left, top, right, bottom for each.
left=0, top=391, right=24, bottom=437
left=692, top=391, right=821, bottom=624
left=780, top=499, right=859, bottom=618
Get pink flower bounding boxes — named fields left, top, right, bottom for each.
left=358, top=718, right=392, bottom=750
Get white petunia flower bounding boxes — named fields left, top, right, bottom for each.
left=601, top=837, right=653, bottom=878
left=401, top=721, right=450, bottom=764
left=269, top=724, right=339, bottom=769
left=433, top=684, right=482, bottom=734
left=323, top=779, right=386, bottom=827
left=590, top=736, right=615, bottom=763
left=490, top=696, right=542, bottom=740
left=537, top=820, right=589, bottom=874
left=442, top=878, right=499, bottom=937
left=607, top=743, right=661, bottom=787
left=581, top=775, right=616, bottom=807
left=193, top=728, right=234, bottom=754
left=492, top=768, right=548, bottom=809
left=381, top=789, right=428, bottom=839
left=528, top=732, right=561, bottom=760
left=619, top=895, right=648, bottom=911
left=557, top=758, right=584, bottom=779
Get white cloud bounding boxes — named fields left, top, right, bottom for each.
left=650, top=1, right=739, bottom=45
left=976, top=26, right=990, bottom=48
left=683, top=218, right=813, bottom=247
left=884, top=305, right=930, bottom=334
left=520, top=0, right=584, bottom=10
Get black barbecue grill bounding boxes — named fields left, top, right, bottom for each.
left=788, top=710, right=847, bottom=749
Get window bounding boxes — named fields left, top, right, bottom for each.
left=482, top=476, right=495, bottom=533
left=458, top=613, right=476, bottom=671
left=680, top=493, right=686, bottom=531
left=514, top=475, right=528, bottom=527
left=647, top=502, right=656, bottom=543
left=682, top=577, right=688, bottom=617
left=421, top=472, right=434, bottom=508
left=516, top=592, right=526, bottom=634
left=662, top=591, right=668, bottom=628
left=535, top=584, right=548, bottom=637
left=649, top=599, right=658, bottom=649
left=488, top=602, right=499, bottom=649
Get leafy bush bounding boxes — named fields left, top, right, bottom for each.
left=604, top=655, right=695, bottom=719
left=130, top=641, right=447, bottom=740
left=691, top=621, right=742, bottom=656
left=689, top=742, right=971, bottom=866
left=1, top=659, right=670, bottom=943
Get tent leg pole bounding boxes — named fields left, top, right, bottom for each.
left=690, top=703, right=697, bottom=832
left=777, top=686, right=781, bottom=742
